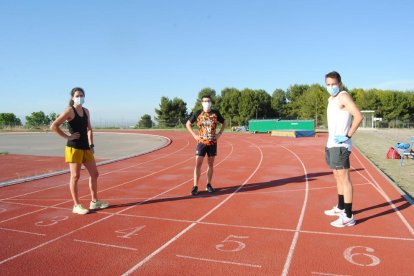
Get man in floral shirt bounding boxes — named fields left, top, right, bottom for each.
left=186, top=95, right=227, bottom=195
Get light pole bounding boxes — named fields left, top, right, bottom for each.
left=229, top=113, right=235, bottom=130
left=255, top=104, right=258, bottom=119
left=315, top=97, right=318, bottom=128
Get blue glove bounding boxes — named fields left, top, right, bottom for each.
left=334, top=135, right=350, bottom=144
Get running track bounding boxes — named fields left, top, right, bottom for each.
left=0, top=131, right=413, bottom=275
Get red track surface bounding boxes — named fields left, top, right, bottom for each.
left=1, top=131, right=413, bottom=275
left=0, top=155, right=67, bottom=182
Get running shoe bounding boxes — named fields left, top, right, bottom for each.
left=330, top=213, right=356, bottom=227
left=90, top=199, right=109, bottom=210
left=206, top=183, right=216, bottom=193
left=73, top=204, right=89, bottom=215
left=191, top=186, right=199, bottom=196
left=324, top=206, right=345, bottom=216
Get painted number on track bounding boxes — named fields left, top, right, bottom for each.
left=216, top=235, right=249, bottom=252
left=344, top=246, right=380, bottom=267
left=115, top=226, right=146, bottom=238
left=35, top=216, right=69, bottom=227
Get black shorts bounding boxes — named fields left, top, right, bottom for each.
left=325, top=147, right=351, bottom=170
left=196, top=143, right=217, bottom=157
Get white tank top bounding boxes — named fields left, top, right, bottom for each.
left=327, top=91, right=352, bottom=150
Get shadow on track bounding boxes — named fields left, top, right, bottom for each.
left=103, top=170, right=358, bottom=209
left=354, top=196, right=412, bottom=224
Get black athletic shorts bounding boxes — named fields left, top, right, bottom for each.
left=325, top=147, right=351, bottom=170
left=195, top=143, right=217, bottom=157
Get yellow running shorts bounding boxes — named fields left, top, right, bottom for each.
left=65, top=146, right=95, bottom=164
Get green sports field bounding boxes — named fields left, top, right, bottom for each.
left=353, top=128, right=414, bottom=200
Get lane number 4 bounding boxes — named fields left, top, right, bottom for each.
left=115, top=226, right=146, bottom=239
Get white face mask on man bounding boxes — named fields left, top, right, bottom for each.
left=327, top=85, right=340, bottom=96
left=202, top=101, right=211, bottom=111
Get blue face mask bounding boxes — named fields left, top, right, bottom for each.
left=75, top=97, right=85, bottom=105
left=327, top=85, right=340, bottom=96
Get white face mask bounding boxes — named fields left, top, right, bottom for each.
left=327, top=85, right=340, bottom=96
left=202, top=101, right=211, bottom=111
left=75, top=97, right=85, bottom=105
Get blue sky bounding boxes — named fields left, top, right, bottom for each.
left=1, top=0, right=413, bottom=126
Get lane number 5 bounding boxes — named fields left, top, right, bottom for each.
left=216, top=235, right=249, bottom=252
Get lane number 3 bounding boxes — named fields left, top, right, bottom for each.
left=35, top=216, right=69, bottom=227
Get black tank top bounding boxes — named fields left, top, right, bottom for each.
left=66, top=107, right=89, bottom=149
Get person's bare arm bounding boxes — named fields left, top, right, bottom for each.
left=340, top=93, right=363, bottom=137
left=50, top=108, right=80, bottom=141
left=215, top=120, right=227, bottom=140
left=186, top=120, right=200, bottom=142
left=85, top=108, right=94, bottom=152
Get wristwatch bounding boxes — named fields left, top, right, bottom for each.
left=90, top=144, right=95, bottom=149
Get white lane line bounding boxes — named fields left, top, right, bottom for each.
left=0, top=141, right=234, bottom=265
left=122, top=141, right=262, bottom=275
left=0, top=143, right=194, bottom=224
left=73, top=239, right=137, bottom=251
left=3, top=200, right=413, bottom=243
left=299, top=229, right=414, bottom=241
left=198, top=220, right=414, bottom=241
left=0, top=227, right=46, bottom=236
left=0, top=141, right=231, bottom=225
left=313, top=147, right=414, bottom=235
left=352, top=151, right=414, bottom=236
left=0, top=133, right=172, bottom=188
left=0, top=207, right=50, bottom=224
left=115, top=213, right=414, bottom=241
left=86, top=156, right=194, bottom=196
left=112, top=142, right=234, bottom=215
left=176, top=254, right=262, bottom=268
left=97, top=138, right=184, bottom=176
left=233, top=183, right=371, bottom=195
left=312, top=272, right=350, bottom=276
left=0, top=214, right=113, bottom=265
left=281, top=146, right=309, bottom=276
left=4, top=198, right=70, bottom=201
left=1, top=137, right=188, bottom=200
left=91, top=132, right=172, bottom=167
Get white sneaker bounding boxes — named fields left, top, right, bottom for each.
left=90, top=199, right=109, bottom=210
left=324, top=206, right=345, bottom=216
left=330, top=213, right=356, bottom=227
left=73, top=204, right=89, bottom=215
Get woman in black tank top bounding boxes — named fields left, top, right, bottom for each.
left=50, top=87, right=109, bottom=214
left=66, top=106, right=89, bottom=150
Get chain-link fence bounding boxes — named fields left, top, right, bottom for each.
left=375, top=120, right=414, bottom=128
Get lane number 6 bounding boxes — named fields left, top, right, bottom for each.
left=344, top=246, right=380, bottom=267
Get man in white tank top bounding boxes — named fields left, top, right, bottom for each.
left=323, top=71, right=363, bottom=227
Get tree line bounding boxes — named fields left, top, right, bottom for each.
left=0, top=111, right=58, bottom=129
left=141, top=85, right=414, bottom=129
left=1, top=85, right=413, bottom=129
